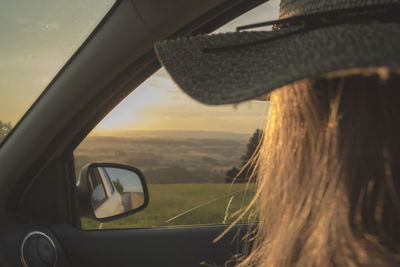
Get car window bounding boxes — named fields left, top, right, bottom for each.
left=75, top=0, right=280, bottom=230
left=0, top=0, right=115, bottom=144
left=89, top=171, right=108, bottom=209
left=100, top=167, right=115, bottom=194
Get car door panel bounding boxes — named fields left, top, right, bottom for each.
left=51, top=224, right=254, bottom=267
left=0, top=215, right=70, bottom=267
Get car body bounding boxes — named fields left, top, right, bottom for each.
left=0, top=0, right=267, bottom=266
left=87, top=166, right=124, bottom=219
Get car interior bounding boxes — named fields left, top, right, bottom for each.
left=0, top=0, right=269, bottom=266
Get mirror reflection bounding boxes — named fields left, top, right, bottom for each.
left=87, top=166, right=145, bottom=219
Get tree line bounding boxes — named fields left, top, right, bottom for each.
left=225, top=128, right=263, bottom=183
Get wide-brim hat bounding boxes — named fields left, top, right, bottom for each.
left=154, top=0, right=400, bottom=105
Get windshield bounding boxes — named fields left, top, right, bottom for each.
left=0, top=0, right=116, bottom=142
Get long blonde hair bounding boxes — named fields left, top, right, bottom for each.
left=238, top=72, right=400, bottom=266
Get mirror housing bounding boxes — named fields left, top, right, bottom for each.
left=77, top=163, right=149, bottom=222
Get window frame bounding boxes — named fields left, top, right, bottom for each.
left=64, top=0, right=269, bottom=229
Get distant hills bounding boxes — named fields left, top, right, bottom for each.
left=76, top=130, right=253, bottom=183
left=90, top=130, right=251, bottom=141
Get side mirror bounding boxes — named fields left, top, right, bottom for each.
left=77, top=163, right=149, bottom=222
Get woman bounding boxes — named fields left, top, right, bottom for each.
left=155, top=0, right=400, bottom=266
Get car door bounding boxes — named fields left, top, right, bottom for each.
left=0, top=0, right=275, bottom=266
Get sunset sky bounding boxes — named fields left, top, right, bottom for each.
left=0, top=0, right=114, bottom=124
left=0, top=0, right=279, bottom=134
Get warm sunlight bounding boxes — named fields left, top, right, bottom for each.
left=95, top=69, right=269, bottom=133
left=1, top=0, right=279, bottom=137
left=0, top=0, right=115, bottom=127
left=93, top=1, right=279, bottom=134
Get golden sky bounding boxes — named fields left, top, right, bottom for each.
left=0, top=0, right=114, bottom=124
left=95, top=1, right=279, bottom=134
left=95, top=68, right=270, bottom=134
left=0, top=0, right=279, bottom=134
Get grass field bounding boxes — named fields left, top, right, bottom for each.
left=81, top=183, right=257, bottom=230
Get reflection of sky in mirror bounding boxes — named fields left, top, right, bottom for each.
left=105, top=167, right=143, bottom=193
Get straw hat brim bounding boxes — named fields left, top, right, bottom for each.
left=154, top=22, right=400, bottom=105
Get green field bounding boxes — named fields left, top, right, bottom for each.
left=81, top=183, right=257, bottom=230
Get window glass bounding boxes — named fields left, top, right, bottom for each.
left=0, top=0, right=115, bottom=143
left=100, top=167, right=115, bottom=194
left=75, top=0, right=280, bottom=230
left=88, top=171, right=108, bottom=209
